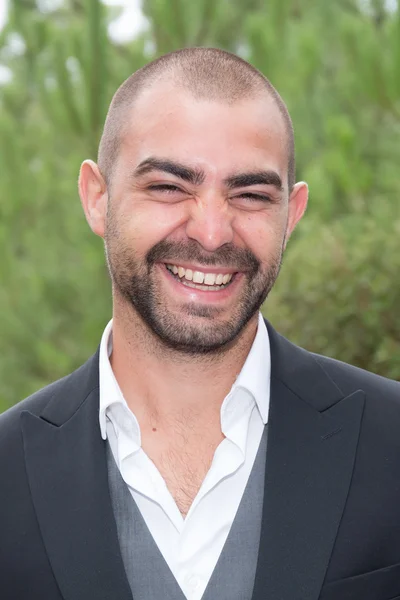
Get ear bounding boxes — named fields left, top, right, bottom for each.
left=78, top=160, right=108, bottom=238
left=284, top=181, right=308, bottom=248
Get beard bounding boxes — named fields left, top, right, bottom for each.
left=105, top=224, right=283, bottom=355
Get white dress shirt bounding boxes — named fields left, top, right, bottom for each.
left=99, top=312, right=271, bottom=600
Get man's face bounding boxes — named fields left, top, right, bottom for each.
left=95, top=82, right=306, bottom=353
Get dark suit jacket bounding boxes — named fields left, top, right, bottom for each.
left=1, top=320, right=400, bottom=600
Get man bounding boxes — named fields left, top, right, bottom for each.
left=0, top=47, right=399, bottom=600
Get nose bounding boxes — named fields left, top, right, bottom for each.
left=185, top=193, right=234, bottom=252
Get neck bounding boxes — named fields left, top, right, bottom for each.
left=109, top=298, right=258, bottom=429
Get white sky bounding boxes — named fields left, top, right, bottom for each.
left=103, top=0, right=147, bottom=43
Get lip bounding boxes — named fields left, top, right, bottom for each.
left=158, top=263, right=244, bottom=304
left=162, top=261, right=239, bottom=275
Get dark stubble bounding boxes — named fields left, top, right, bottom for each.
left=105, top=220, right=283, bottom=355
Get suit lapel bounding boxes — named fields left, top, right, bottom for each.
left=252, top=323, right=365, bottom=600
left=21, top=352, right=132, bottom=600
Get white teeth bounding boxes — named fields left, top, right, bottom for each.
left=204, top=273, right=216, bottom=285
left=182, top=280, right=222, bottom=291
left=193, top=271, right=205, bottom=284
left=166, top=264, right=234, bottom=287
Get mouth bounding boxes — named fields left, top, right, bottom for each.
left=164, top=263, right=238, bottom=292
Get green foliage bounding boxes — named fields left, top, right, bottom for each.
left=265, top=203, right=400, bottom=380
left=0, top=0, right=399, bottom=411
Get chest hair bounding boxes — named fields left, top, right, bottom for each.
left=143, top=425, right=224, bottom=517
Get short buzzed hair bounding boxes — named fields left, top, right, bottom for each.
left=98, top=47, right=295, bottom=191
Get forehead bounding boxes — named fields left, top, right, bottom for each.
left=119, top=81, right=288, bottom=183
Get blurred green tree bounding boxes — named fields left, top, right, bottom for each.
left=0, top=0, right=399, bottom=410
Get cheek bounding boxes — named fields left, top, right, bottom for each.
left=117, top=200, right=189, bottom=255
left=235, top=211, right=287, bottom=263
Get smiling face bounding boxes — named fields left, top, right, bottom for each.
left=80, top=80, right=308, bottom=354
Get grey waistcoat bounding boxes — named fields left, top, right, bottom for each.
left=107, top=426, right=268, bottom=600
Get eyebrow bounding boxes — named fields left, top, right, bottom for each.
left=134, top=157, right=283, bottom=192
left=134, top=158, right=205, bottom=186
left=224, top=171, right=283, bottom=192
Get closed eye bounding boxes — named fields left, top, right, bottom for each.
left=147, top=185, right=274, bottom=204
left=235, top=192, right=273, bottom=202
left=148, top=184, right=183, bottom=193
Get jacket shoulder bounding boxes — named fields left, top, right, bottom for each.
left=291, top=342, right=400, bottom=443
left=309, top=350, right=400, bottom=432
left=0, top=375, right=71, bottom=451
left=311, top=351, right=400, bottom=398
left=0, top=351, right=99, bottom=443
left=266, top=319, right=399, bottom=408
